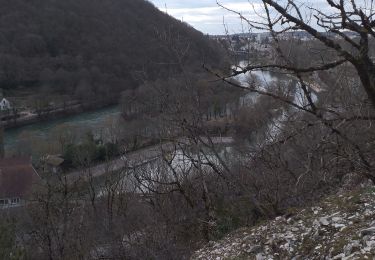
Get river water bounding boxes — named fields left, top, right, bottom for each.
left=4, top=62, right=305, bottom=156
left=4, top=106, right=121, bottom=155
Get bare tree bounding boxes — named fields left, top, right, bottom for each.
left=216, top=0, right=375, bottom=106
left=208, top=0, right=375, bottom=183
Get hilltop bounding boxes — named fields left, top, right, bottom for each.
left=0, top=0, right=224, bottom=99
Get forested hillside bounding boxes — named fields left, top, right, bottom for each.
left=0, top=0, right=224, bottom=99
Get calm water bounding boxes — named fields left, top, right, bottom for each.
left=233, top=61, right=293, bottom=106
left=4, top=105, right=121, bottom=154
left=4, top=62, right=295, bottom=155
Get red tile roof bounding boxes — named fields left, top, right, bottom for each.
left=0, top=157, right=40, bottom=199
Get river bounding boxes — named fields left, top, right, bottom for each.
left=4, top=62, right=304, bottom=156
left=233, top=60, right=319, bottom=147
left=4, top=105, right=121, bottom=155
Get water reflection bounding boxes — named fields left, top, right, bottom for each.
left=4, top=106, right=121, bottom=155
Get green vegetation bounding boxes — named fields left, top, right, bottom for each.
left=63, top=132, right=120, bottom=169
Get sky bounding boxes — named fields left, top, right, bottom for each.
left=148, top=0, right=264, bottom=35
left=148, top=0, right=364, bottom=35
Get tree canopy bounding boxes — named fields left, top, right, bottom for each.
left=0, top=0, right=225, bottom=98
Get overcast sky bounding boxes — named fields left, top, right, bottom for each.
left=148, top=0, right=347, bottom=35
left=148, top=0, right=264, bottom=35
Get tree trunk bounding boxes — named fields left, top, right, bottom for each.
left=0, top=127, right=4, bottom=158
left=355, top=59, right=375, bottom=109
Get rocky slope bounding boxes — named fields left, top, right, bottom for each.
left=192, top=186, right=375, bottom=259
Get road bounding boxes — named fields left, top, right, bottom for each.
left=66, top=137, right=234, bottom=183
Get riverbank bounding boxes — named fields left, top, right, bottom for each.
left=2, top=99, right=119, bottom=130
left=4, top=105, right=121, bottom=155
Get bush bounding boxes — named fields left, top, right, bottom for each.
left=63, top=140, right=120, bottom=169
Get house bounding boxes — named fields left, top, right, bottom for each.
left=0, top=98, right=11, bottom=111
left=41, top=154, right=64, bottom=174
left=0, top=157, right=40, bottom=208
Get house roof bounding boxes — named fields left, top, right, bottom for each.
left=0, top=157, right=40, bottom=199
left=42, top=155, right=64, bottom=167
left=0, top=98, right=10, bottom=104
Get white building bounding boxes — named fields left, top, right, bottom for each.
left=0, top=98, right=11, bottom=111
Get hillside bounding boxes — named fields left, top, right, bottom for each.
left=0, top=0, right=224, bottom=100
left=192, top=185, right=375, bottom=259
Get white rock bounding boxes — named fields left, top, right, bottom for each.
left=332, top=253, right=345, bottom=259
left=256, top=253, right=266, bottom=260
left=291, top=227, right=299, bottom=232
left=248, top=245, right=262, bottom=254
left=319, top=217, right=330, bottom=226
left=332, top=217, right=343, bottom=222
left=366, top=240, right=375, bottom=248
left=361, top=227, right=375, bottom=236
left=333, top=224, right=346, bottom=229
left=344, top=244, right=353, bottom=256
left=313, top=220, right=320, bottom=228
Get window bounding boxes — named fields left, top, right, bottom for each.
left=11, top=198, right=20, bottom=204
left=0, top=199, right=9, bottom=205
